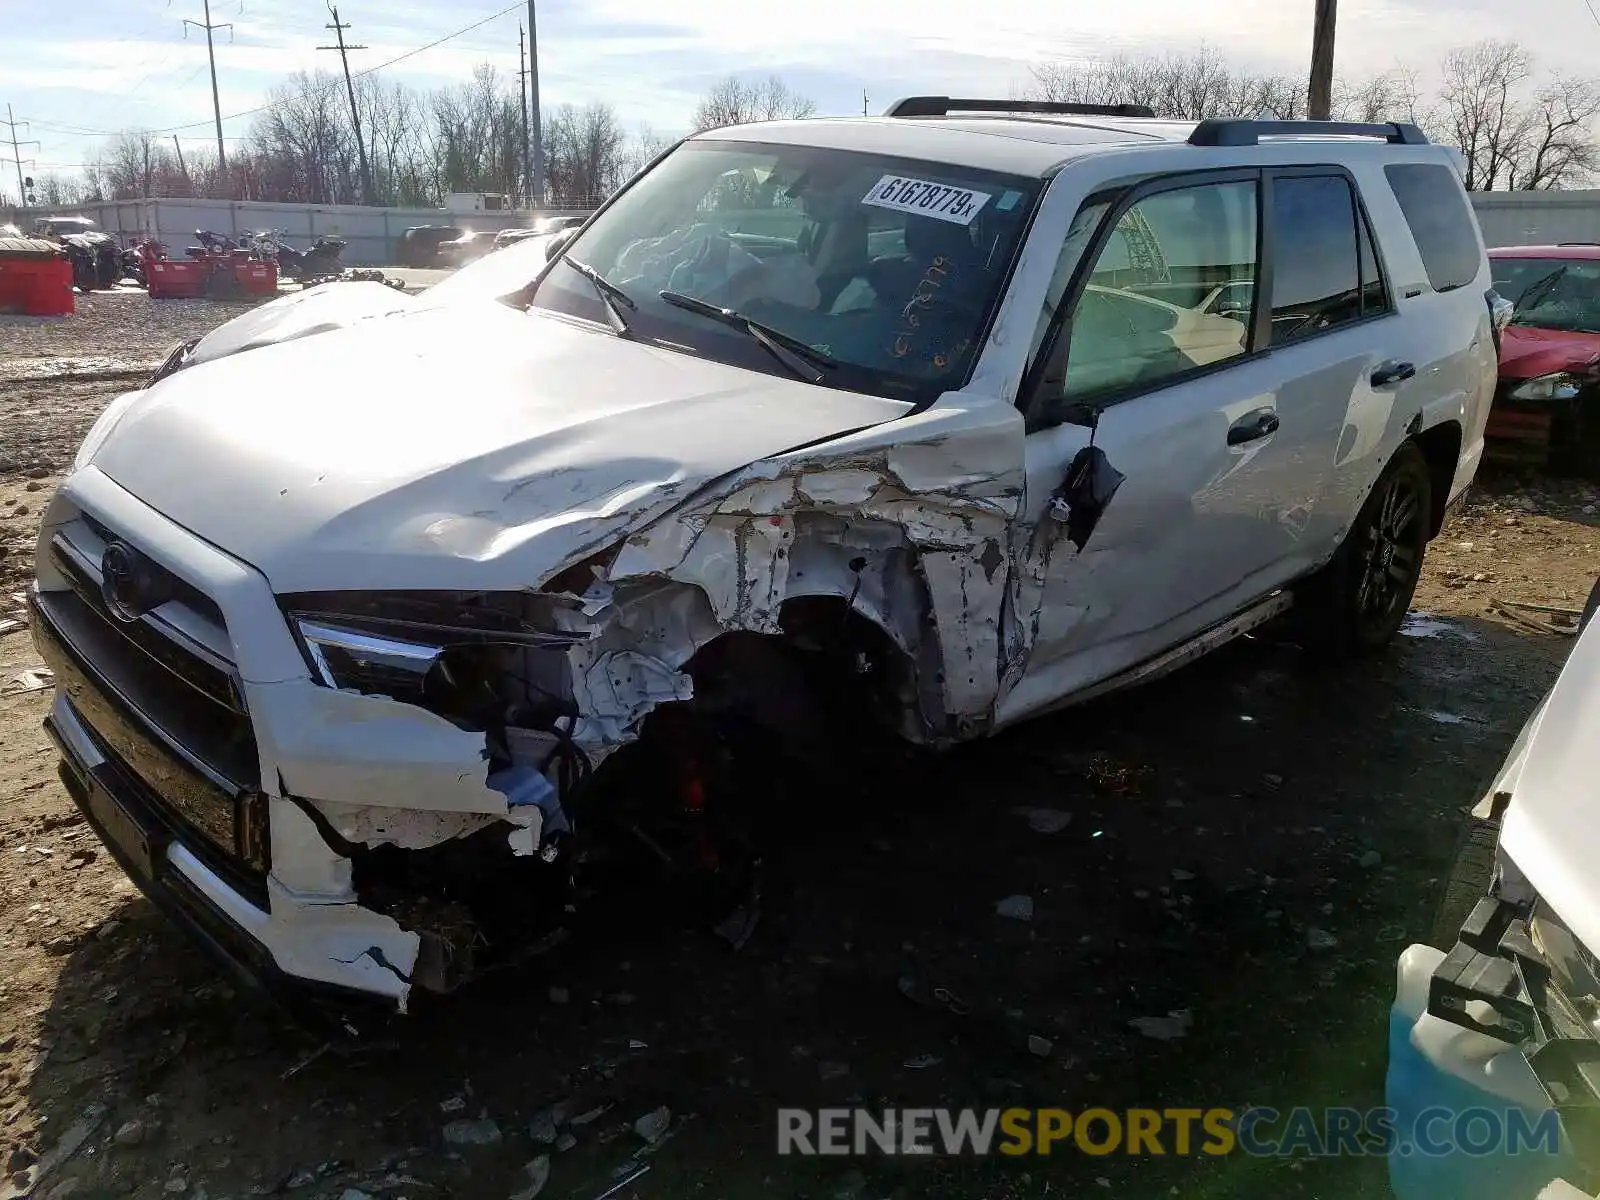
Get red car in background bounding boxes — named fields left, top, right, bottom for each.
left=1488, top=243, right=1600, bottom=471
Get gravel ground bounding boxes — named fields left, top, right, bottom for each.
left=0, top=291, right=267, bottom=367
left=0, top=299, right=1597, bottom=1200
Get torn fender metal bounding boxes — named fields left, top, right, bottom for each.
left=598, top=396, right=1027, bottom=734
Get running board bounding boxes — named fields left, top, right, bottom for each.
left=1047, top=591, right=1294, bottom=714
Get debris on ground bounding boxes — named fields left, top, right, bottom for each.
left=442, top=1118, right=502, bottom=1147
left=712, top=905, right=760, bottom=951
left=995, top=894, right=1034, bottom=921
left=1011, top=806, right=1072, bottom=834
left=631, top=1107, right=671, bottom=1145
left=4, top=666, right=53, bottom=694
left=529, top=1103, right=566, bottom=1146
left=1306, top=927, right=1339, bottom=952
left=1491, top=596, right=1583, bottom=636
left=589, top=1164, right=650, bottom=1200
left=1129, top=1010, right=1193, bottom=1041
left=509, top=1156, right=551, bottom=1200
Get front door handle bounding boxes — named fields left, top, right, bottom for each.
left=1371, top=360, right=1417, bottom=388
left=1227, top=408, right=1280, bottom=446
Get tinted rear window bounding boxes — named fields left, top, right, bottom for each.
left=1383, top=163, right=1482, bottom=293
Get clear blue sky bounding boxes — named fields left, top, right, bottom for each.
left=5, top=0, right=1600, bottom=195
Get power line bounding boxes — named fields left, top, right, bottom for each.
left=319, top=3, right=375, bottom=205
left=1585, top=0, right=1600, bottom=29
left=21, top=0, right=525, bottom=141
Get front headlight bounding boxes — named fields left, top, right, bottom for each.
left=284, top=591, right=589, bottom=726
left=1508, top=372, right=1586, bottom=401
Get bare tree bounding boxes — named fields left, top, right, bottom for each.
left=543, top=102, right=628, bottom=204
left=1435, top=40, right=1535, bottom=190
left=1432, top=39, right=1600, bottom=189
left=620, top=123, right=671, bottom=181
left=1332, top=67, right=1421, bottom=123
left=1030, top=48, right=1306, bottom=119
left=691, top=75, right=816, bottom=132
left=1516, top=76, right=1600, bottom=188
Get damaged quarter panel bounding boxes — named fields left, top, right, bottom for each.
left=602, top=398, right=1026, bottom=740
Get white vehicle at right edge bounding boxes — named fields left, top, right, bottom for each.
left=1388, top=578, right=1600, bottom=1200
left=31, top=98, right=1501, bottom=1018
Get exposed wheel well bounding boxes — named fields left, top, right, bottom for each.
left=1413, top=420, right=1463, bottom=540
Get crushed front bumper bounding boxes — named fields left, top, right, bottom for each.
left=25, top=467, right=511, bottom=1013
left=42, top=688, right=392, bottom=1029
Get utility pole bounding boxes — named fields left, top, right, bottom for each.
left=3, top=106, right=39, bottom=208
left=527, top=0, right=543, bottom=208
left=1308, top=0, right=1337, bottom=120
left=172, top=135, right=187, bottom=179
left=516, top=25, right=532, bottom=209
left=319, top=3, right=375, bottom=205
left=863, top=90, right=868, bottom=117
left=183, top=0, right=232, bottom=183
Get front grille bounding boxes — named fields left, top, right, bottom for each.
left=36, top=512, right=268, bottom=897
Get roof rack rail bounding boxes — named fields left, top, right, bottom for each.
left=1188, top=118, right=1429, bottom=147
left=884, top=96, right=1157, bottom=119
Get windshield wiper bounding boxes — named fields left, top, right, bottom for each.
left=563, top=257, right=635, bottom=335
left=1513, top=265, right=1569, bottom=316
left=657, top=289, right=837, bottom=384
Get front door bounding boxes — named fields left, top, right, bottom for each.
left=998, top=168, right=1390, bottom=724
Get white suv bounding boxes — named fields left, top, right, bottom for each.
left=30, top=98, right=1500, bottom=1015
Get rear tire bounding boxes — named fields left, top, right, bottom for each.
left=1295, top=442, right=1433, bottom=658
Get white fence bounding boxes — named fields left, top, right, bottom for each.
left=9, top=188, right=1596, bottom=264
left=1470, top=192, right=1600, bottom=249
left=17, top=198, right=594, bottom=266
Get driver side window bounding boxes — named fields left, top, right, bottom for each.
left=1060, top=179, right=1259, bottom=406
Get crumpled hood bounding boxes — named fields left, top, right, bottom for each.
left=1499, top=605, right=1600, bottom=959
left=90, top=302, right=906, bottom=593
left=1498, top=324, right=1600, bottom=381
left=184, top=281, right=416, bottom=366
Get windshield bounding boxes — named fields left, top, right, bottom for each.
left=528, top=139, right=1042, bottom=401
left=1493, top=257, right=1600, bottom=333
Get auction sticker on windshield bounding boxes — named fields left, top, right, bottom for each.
left=862, top=175, right=992, bottom=225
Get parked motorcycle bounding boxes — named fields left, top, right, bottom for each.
left=271, top=234, right=348, bottom=281
left=122, top=240, right=170, bottom=287
left=187, top=229, right=238, bottom=258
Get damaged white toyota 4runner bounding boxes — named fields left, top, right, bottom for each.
left=30, top=99, right=1500, bottom=1015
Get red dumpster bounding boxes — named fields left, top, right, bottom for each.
left=146, top=258, right=206, bottom=299
left=0, top=237, right=74, bottom=315
left=232, top=258, right=278, bottom=295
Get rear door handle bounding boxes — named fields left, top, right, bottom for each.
left=1371, top=360, right=1417, bottom=388
left=1227, top=408, right=1280, bottom=446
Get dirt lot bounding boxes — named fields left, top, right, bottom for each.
left=1, top=296, right=1598, bottom=1200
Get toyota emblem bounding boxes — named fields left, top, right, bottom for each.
left=100, top=542, right=146, bottom=623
